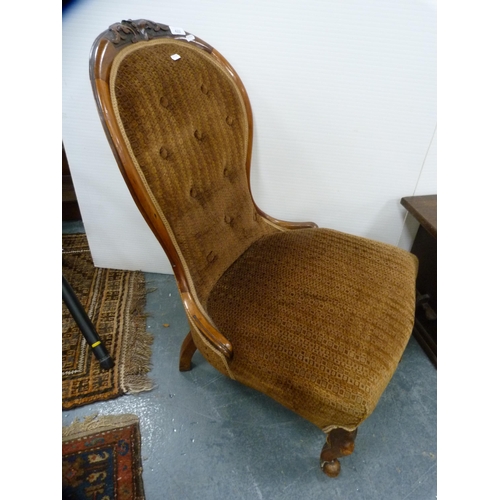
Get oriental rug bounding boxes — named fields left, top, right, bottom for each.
left=63, top=414, right=145, bottom=499
left=63, top=233, right=153, bottom=410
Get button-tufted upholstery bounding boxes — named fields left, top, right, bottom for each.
left=110, top=39, right=276, bottom=307
left=91, top=21, right=418, bottom=475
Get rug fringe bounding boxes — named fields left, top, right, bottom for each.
left=62, top=413, right=140, bottom=441
left=122, top=274, right=156, bottom=394
left=63, top=234, right=157, bottom=409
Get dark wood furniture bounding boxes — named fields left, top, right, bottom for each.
left=401, top=195, right=437, bottom=367
left=62, top=143, right=82, bottom=221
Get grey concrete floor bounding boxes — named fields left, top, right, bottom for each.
left=63, top=222, right=437, bottom=499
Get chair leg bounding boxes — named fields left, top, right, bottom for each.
left=179, top=331, right=197, bottom=371
left=320, top=428, right=358, bottom=477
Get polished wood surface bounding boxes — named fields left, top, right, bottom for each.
left=401, top=194, right=437, bottom=367
left=90, top=22, right=233, bottom=359
left=400, top=195, right=436, bottom=239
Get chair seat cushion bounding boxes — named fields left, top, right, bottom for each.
left=206, top=228, right=418, bottom=431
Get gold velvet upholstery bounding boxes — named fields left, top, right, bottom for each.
left=91, top=21, right=417, bottom=444
left=208, top=228, right=417, bottom=431
left=110, top=39, right=275, bottom=306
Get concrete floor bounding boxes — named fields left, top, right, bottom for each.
left=63, top=222, right=437, bottom=499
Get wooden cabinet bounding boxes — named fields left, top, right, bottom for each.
left=62, top=143, right=82, bottom=221
left=401, top=195, right=437, bottom=367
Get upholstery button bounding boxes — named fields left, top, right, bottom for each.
left=224, top=215, right=234, bottom=225
left=159, top=147, right=169, bottom=159
left=206, top=251, right=217, bottom=263
left=200, top=83, right=210, bottom=95
left=194, top=130, right=205, bottom=141
left=226, top=116, right=234, bottom=126
left=160, top=96, right=169, bottom=108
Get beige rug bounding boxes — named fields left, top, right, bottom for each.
left=62, top=233, right=153, bottom=409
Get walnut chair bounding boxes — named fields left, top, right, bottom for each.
left=90, top=19, right=418, bottom=477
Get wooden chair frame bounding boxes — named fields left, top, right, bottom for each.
left=90, top=19, right=317, bottom=365
left=89, top=19, right=416, bottom=477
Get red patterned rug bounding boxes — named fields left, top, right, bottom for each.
left=62, top=414, right=145, bottom=499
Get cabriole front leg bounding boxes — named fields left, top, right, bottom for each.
left=320, top=428, right=358, bottom=477
left=179, top=331, right=197, bottom=371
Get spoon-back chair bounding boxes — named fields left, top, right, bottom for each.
left=89, top=19, right=418, bottom=477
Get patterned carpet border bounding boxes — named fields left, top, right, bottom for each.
left=63, top=233, right=154, bottom=410
left=63, top=414, right=145, bottom=499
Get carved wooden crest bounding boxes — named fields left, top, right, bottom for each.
left=106, top=19, right=171, bottom=45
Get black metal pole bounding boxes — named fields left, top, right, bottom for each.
left=62, top=275, right=114, bottom=370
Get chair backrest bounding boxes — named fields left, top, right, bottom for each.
left=90, top=20, right=276, bottom=309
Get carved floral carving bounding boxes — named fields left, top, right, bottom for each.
left=107, top=19, right=170, bottom=45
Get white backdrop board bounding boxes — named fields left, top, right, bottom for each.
left=62, top=0, right=436, bottom=274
